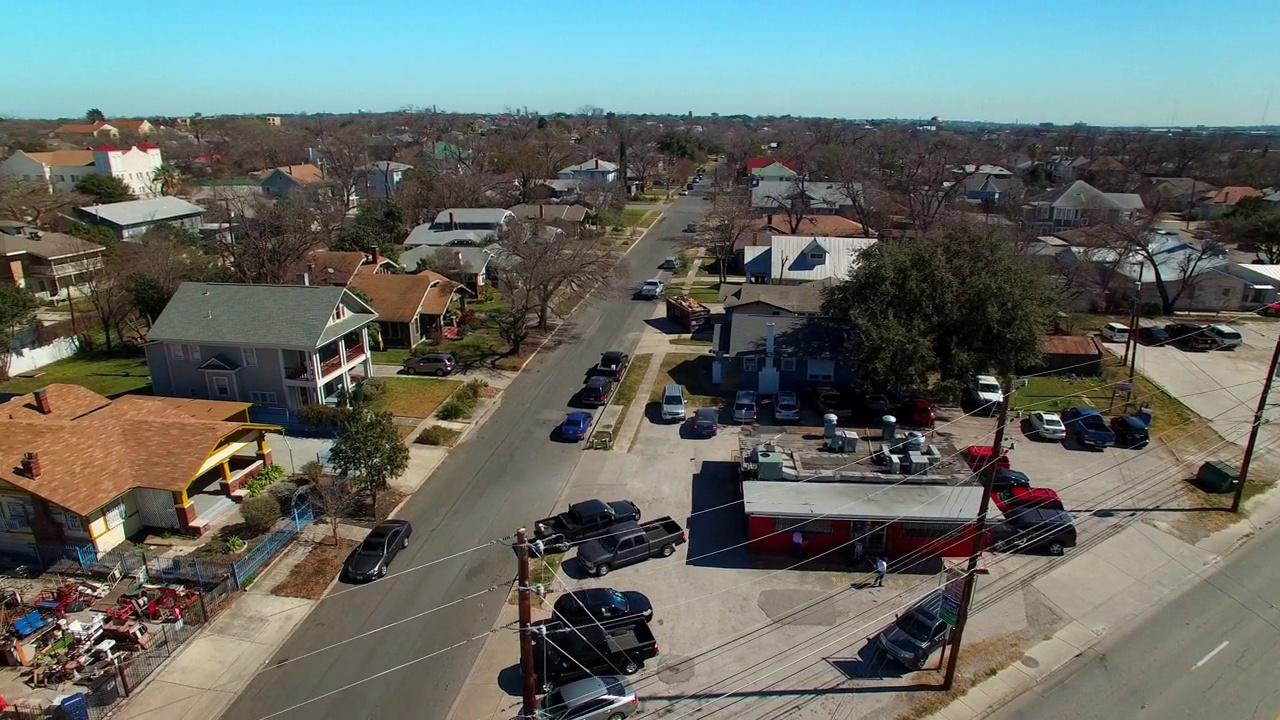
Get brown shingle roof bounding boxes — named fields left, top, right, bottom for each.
left=258, top=164, right=325, bottom=185
left=0, top=386, right=264, bottom=515
left=24, top=150, right=96, bottom=167
left=748, top=215, right=870, bottom=238
left=55, top=123, right=108, bottom=134
left=303, top=250, right=367, bottom=286
left=1199, top=186, right=1263, bottom=206
left=349, top=271, right=458, bottom=322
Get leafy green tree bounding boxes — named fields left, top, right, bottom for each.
left=328, top=409, right=409, bottom=514
left=67, top=221, right=118, bottom=249
left=331, top=200, right=405, bottom=261
left=822, top=224, right=1058, bottom=395
left=153, top=163, right=186, bottom=196
left=0, top=284, right=38, bottom=380
left=85, top=108, right=105, bottom=123
left=1212, top=200, right=1280, bottom=263
left=75, top=174, right=136, bottom=204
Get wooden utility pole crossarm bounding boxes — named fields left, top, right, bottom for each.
left=516, top=527, right=538, bottom=716
left=943, top=376, right=1011, bottom=690
left=1232, top=335, right=1280, bottom=513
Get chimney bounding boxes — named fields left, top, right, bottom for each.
left=22, top=452, right=41, bottom=480
left=594, top=159, right=600, bottom=169
left=371, top=245, right=382, bottom=265
left=450, top=212, right=457, bottom=230
left=766, top=323, right=776, bottom=357
left=33, top=387, right=51, bottom=415
left=296, top=272, right=310, bottom=286
left=766, top=213, right=773, bottom=226
left=540, top=204, right=545, bottom=220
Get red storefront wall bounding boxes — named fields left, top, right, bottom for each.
left=746, top=515, right=977, bottom=560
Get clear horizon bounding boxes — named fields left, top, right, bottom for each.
left=3, top=0, right=1276, bottom=127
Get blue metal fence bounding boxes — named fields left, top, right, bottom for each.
left=248, top=406, right=340, bottom=438
left=232, top=502, right=315, bottom=587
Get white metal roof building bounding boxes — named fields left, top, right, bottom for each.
left=742, top=482, right=982, bottom=523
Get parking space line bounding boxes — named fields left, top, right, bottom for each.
left=1192, top=640, right=1229, bottom=669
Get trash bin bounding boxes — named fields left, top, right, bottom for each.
left=1195, top=460, right=1240, bottom=494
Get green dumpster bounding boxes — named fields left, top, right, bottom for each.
left=1195, top=460, right=1240, bottom=494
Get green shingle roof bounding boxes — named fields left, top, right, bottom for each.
left=147, top=283, right=377, bottom=350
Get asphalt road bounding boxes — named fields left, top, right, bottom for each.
left=220, top=191, right=715, bottom=720
left=990, top=520, right=1280, bottom=720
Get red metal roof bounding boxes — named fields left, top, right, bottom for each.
left=746, top=157, right=800, bottom=173
left=135, top=142, right=159, bottom=150
left=92, top=144, right=121, bottom=152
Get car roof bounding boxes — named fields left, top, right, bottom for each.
left=602, top=350, right=625, bottom=359
left=1067, top=406, right=1101, bottom=416
left=554, top=676, right=611, bottom=705
left=586, top=376, right=610, bottom=387
left=1112, top=415, right=1148, bottom=429
left=1211, top=324, right=1237, bottom=332
left=565, top=411, right=591, bottom=422
left=975, top=374, right=998, bottom=383
left=735, top=390, right=756, bottom=401
left=644, top=278, right=662, bottom=283
left=694, top=407, right=718, bottom=419
left=557, top=587, right=620, bottom=608
left=1104, top=322, right=1129, bottom=329
left=996, top=469, right=1031, bottom=483
left=663, top=383, right=682, bottom=395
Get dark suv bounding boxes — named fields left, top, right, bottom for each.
left=875, top=592, right=951, bottom=670
left=1164, top=323, right=1215, bottom=352
left=991, top=507, right=1077, bottom=556
left=579, top=376, right=614, bottom=407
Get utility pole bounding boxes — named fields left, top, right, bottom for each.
left=1233, top=337, right=1280, bottom=513
left=943, top=376, right=1010, bottom=690
left=515, top=527, right=537, bottom=716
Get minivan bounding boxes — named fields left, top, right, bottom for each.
left=1099, top=322, right=1130, bottom=343
left=659, top=384, right=687, bottom=422
left=732, top=390, right=758, bottom=424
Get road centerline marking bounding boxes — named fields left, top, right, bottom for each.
left=1192, top=640, right=1229, bottom=669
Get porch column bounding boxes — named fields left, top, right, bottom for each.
left=172, top=490, right=197, bottom=534
left=256, top=434, right=273, bottom=466
left=218, top=460, right=239, bottom=497
left=361, top=327, right=374, bottom=378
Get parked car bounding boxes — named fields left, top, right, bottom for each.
left=559, top=412, right=593, bottom=441
left=679, top=189, right=689, bottom=196
left=659, top=256, right=679, bottom=270
left=1028, top=411, right=1067, bottom=440
left=532, top=623, right=658, bottom=693
left=1110, top=415, right=1150, bottom=448
left=639, top=279, right=665, bottom=299
left=1164, top=323, right=1215, bottom=351
left=991, top=469, right=1032, bottom=491
left=659, top=384, right=687, bottom=422
left=1205, top=324, right=1243, bottom=350
left=577, top=517, right=686, bottom=577
left=535, top=676, right=639, bottom=720
left=684, top=223, right=697, bottom=233
left=898, top=398, right=936, bottom=427
left=1136, top=326, right=1170, bottom=346
left=991, top=507, right=1077, bottom=556
left=812, top=387, right=852, bottom=419
left=732, top=390, right=758, bottom=423
left=968, top=375, right=1003, bottom=415
left=875, top=592, right=951, bottom=670
left=595, top=351, right=630, bottom=378
left=1060, top=407, right=1115, bottom=447
left=579, top=377, right=614, bottom=407
left=1262, top=301, right=1280, bottom=317
left=534, top=499, right=642, bottom=552
left=963, top=445, right=1011, bottom=473
left=343, top=520, right=413, bottom=582
left=993, top=486, right=1065, bottom=513
left=773, top=391, right=801, bottom=422
left=689, top=407, right=719, bottom=437
left=862, top=394, right=893, bottom=418
left=552, top=588, right=653, bottom=631
left=1099, top=322, right=1131, bottom=343
left=402, top=353, right=456, bottom=376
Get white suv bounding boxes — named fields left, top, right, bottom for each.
left=1206, top=324, right=1242, bottom=350
left=970, top=375, right=1003, bottom=415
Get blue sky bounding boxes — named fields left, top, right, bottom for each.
left=4, top=0, right=1277, bottom=126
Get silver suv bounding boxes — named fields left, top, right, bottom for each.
left=402, top=353, right=456, bottom=376
left=660, top=384, right=687, bottom=422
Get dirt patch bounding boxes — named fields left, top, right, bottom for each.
left=271, top=538, right=357, bottom=599
left=893, top=632, right=1032, bottom=720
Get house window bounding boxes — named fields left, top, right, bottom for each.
left=63, top=513, right=86, bottom=533
left=781, top=357, right=797, bottom=372
left=170, top=343, right=184, bottom=360
left=742, top=356, right=758, bottom=372
left=249, top=391, right=277, bottom=404
left=187, top=344, right=201, bottom=361
left=808, top=252, right=825, bottom=261
left=2, top=501, right=30, bottom=531
left=212, top=376, right=230, bottom=397
left=772, top=517, right=834, bottom=534
left=386, top=322, right=403, bottom=339
left=807, top=359, right=835, bottom=382
left=243, top=347, right=258, bottom=368
left=103, top=498, right=127, bottom=530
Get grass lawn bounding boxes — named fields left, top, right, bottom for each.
left=619, top=208, right=647, bottom=227
left=695, top=257, right=717, bottom=276
left=370, top=377, right=463, bottom=419
left=638, top=212, right=660, bottom=229
left=611, top=353, right=653, bottom=407
left=0, top=353, right=152, bottom=397
left=1008, top=375, right=1110, bottom=413
left=676, top=284, right=721, bottom=304
left=670, top=338, right=712, bottom=347
left=650, top=353, right=723, bottom=407
left=371, top=347, right=414, bottom=366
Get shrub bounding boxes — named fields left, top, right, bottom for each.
left=351, top=377, right=386, bottom=407
left=458, top=309, right=479, bottom=332
left=241, top=494, right=281, bottom=534
left=244, top=464, right=285, bottom=496
left=435, top=397, right=472, bottom=421
left=297, top=404, right=352, bottom=427
left=223, top=535, right=247, bottom=553
left=267, top=481, right=300, bottom=514
left=296, top=460, right=325, bottom=485
left=417, top=425, right=461, bottom=446
left=458, top=379, right=488, bottom=403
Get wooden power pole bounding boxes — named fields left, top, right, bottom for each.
left=516, top=527, right=537, bottom=715
left=1233, top=335, right=1280, bottom=513
left=943, top=377, right=1011, bottom=690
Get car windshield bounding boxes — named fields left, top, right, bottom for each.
left=598, top=535, right=621, bottom=553
left=895, top=612, right=935, bottom=642
left=358, top=536, right=387, bottom=556
left=607, top=590, right=629, bottom=611
left=978, top=382, right=1000, bottom=395
left=735, top=402, right=754, bottom=411
left=777, top=400, right=799, bottom=410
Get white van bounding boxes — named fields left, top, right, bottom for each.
left=1100, top=322, right=1130, bottom=343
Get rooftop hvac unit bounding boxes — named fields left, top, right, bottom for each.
left=757, top=451, right=786, bottom=481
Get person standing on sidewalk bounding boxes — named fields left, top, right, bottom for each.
left=874, top=556, right=888, bottom=587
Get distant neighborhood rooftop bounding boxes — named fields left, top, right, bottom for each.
left=77, top=196, right=205, bottom=227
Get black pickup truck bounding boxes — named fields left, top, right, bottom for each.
left=577, top=517, right=686, bottom=577
left=532, top=621, right=658, bottom=692
left=533, top=499, right=641, bottom=553
left=595, top=350, right=631, bottom=379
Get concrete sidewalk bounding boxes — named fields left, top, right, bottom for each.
left=112, top=522, right=368, bottom=720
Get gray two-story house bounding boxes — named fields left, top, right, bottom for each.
left=144, top=283, right=377, bottom=410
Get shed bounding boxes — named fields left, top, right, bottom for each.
left=1037, top=335, right=1102, bottom=376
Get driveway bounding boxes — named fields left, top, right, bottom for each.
left=1110, top=320, right=1280, bottom=450
left=218, top=194, right=716, bottom=720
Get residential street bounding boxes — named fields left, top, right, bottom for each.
left=988, top=519, right=1280, bottom=720
left=218, top=194, right=713, bottom=720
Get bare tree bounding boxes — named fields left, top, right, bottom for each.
left=313, top=122, right=370, bottom=212
left=309, top=474, right=358, bottom=545
left=414, top=247, right=467, bottom=281
left=0, top=178, right=85, bottom=224
left=683, top=189, right=756, bottom=283
left=626, top=143, right=663, bottom=191
left=498, top=221, right=618, bottom=329
left=224, top=196, right=325, bottom=284
left=77, top=253, right=134, bottom=353
left=872, top=131, right=994, bottom=236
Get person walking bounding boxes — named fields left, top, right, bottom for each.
left=851, top=540, right=865, bottom=567
left=874, top=556, right=888, bottom=587
left=792, top=530, right=806, bottom=558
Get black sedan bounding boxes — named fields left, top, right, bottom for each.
left=344, top=520, right=413, bottom=582
left=551, top=588, right=653, bottom=631
left=1136, top=326, right=1170, bottom=346
left=690, top=407, right=719, bottom=437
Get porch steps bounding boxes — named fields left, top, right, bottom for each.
left=229, top=489, right=249, bottom=503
